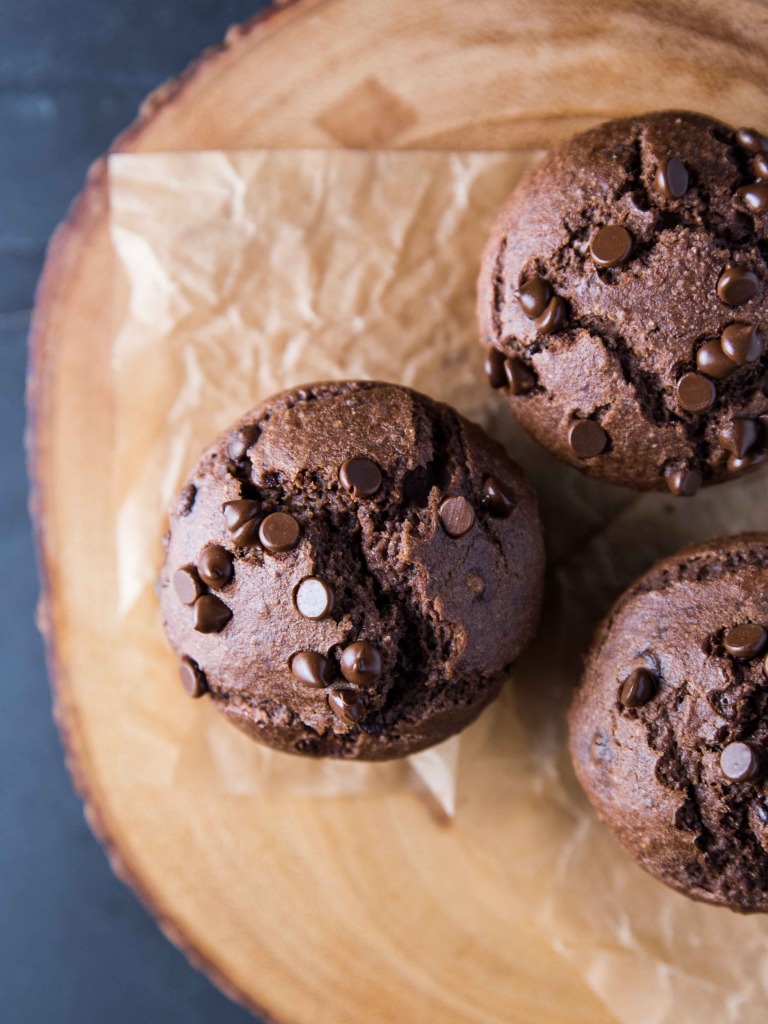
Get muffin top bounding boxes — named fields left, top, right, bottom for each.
left=160, top=381, right=544, bottom=760
left=570, top=534, right=768, bottom=912
left=479, top=110, right=768, bottom=494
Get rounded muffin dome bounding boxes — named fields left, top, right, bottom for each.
left=570, top=534, right=768, bottom=912
left=160, top=381, right=545, bottom=761
left=478, top=110, right=768, bottom=494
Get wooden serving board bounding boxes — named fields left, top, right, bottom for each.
left=28, top=2, right=768, bottom=1021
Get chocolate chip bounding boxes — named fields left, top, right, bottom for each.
left=664, top=467, right=703, bottom=497
left=340, top=641, right=382, bottom=686
left=179, top=656, right=208, bottom=698
left=504, top=356, right=536, bottom=394
left=619, top=667, right=656, bottom=708
left=227, top=425, right=259, bottom=462
left=438, top=496, right=475, bottom=537
left=481, top=476, right=515, bottom=517
left=654, top=157, right=689, bottom=199
left=517, top=276, right=552, bottom=319
left=723, top=623, right=767, bottom=659
left=259, top=512, right=300, bottom=553
left=294, top=577, right=334, bottom=620
left=727, top=450, right=768, bottom=474
left=735, top=127, right=768, bottom=154
left=193, top=594, right=232, bottom=633
left=327, top=688, right=363, bottom=725
left=485, top=347, right=507, bottom=389
left=590, top=225, right=633, bottom=268
left=696, top=339, right=736, bottom=379
left=736, top=182, right=768, bottom=214
left=717, top=265, right=760, bottom=306
left=720, top=741, right=760, bottom=781
left=754, top=153, right=768, bottom=180
left=339, top=457, right=382, bottom=498
left=197, top=545, right=234, bottom=589
left=720, top=323, right=764, bottom=364
left=675, top=372, right=716, bottom=414
left=534, top=295, right=568, bottom=334
left=173, top=565, right=203, bottom=606
left=718, top=418, right=759, bottom=458
left=568, top=419, right=608, bottom=459
left=222, top=499, right=261, bottom=546
left=290, top=651, right=334, bottom=688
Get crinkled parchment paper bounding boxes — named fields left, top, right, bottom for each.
left=109, top=150, right=768, bottom=1024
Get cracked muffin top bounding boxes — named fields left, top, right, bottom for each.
left=569, top=534, right=768, bottom=912
left=478, top=110, right=768, bottom=495
left=159, top=381, right=544, bottom=761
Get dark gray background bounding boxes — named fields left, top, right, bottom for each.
left=3, top=2, right=272, bottom=1020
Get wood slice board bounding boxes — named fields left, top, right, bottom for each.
left=27, top=2, right=768, bottom=1021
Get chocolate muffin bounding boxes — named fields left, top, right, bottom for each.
left=478, top=110, right=768, bottom=495
left=570, top=534, right=768, bottom=912
left=160, top=381, right=544, bottom=761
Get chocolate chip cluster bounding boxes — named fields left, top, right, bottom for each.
left=173, top=443, right=516, bottom=730
left=481, top=112, right=768, bottom=495
left=618, top=620, right=768, bottom=785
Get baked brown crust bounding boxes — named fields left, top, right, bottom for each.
left=479, top=111, right=768, bottom=493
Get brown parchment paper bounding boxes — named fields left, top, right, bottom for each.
left=109, top=150, right=768, bottom=1024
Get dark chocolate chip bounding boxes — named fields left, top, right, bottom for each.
left=723, top=623, right=767, bottom=659
left=736, top=182, right=768, bottom=214
left=179, top=656, right=208, bottom=698
left=654, top=157, right=689, bottom=199
left=485, top=347, right=508, bottom=389
left=619, top=667, right=656, bottom=708
left=327, top=688, right=363, bottom=725
left=504, top=357, right=536, bottom=395
left=481, top=476, right=515, bottom=517
left=696, top=339, right=736, bottom=380
left=590, top=225, right=632, bottom=268
left=568, top=419, right=608, bottom=459
left=718, top=419, right=759, bottom=458
left=173, top=565, right=203, bottom=606
left=720, top=741, right=760, bottom=781
left=717, top=265, right=760, bottom=306
left=664, top=467, right=703, bottom=497
left=222, top=499, right=261, bottom=546
left=517, top=276, right=552, bottom=319
left=340, top=641, right=383, bottom=686
left=675, top=372, right=716, bottom=413
left=294, top=577, right=335, bottom=621
left=727, top=450, right=768, bottom=474
left=720, top=323, right=764, bottom=364
left=290, top=651, right=334, bottom=688
left=754, top=153, right=768, bottom=180
left=259, top=512, right=300, bottom=553
left=339, top=457, right=383, bottom=498
left=438, top=496, right=476, bottom=537
left=197, top=545, right=234, bottom=589
left=735, top=127, right=768, bottom=154
left=193, top=594, right=232, bottom=634
left=227, top=424, right=259, bottom=462
left=534, top=295, right=568, bottom=334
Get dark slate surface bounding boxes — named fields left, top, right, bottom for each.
left=4, top=2, right=272, bottom=1021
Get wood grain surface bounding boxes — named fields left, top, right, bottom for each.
left=28, top=1, right=768, bottom=1020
